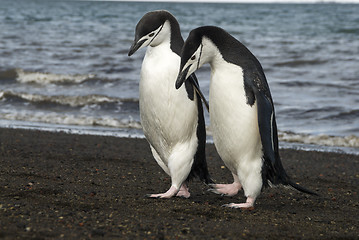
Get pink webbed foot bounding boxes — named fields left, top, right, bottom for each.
left=176, top=184, right=190, bottom=198
left=146, top=185, right=179, bottom=199
left=208, top=182, right=242, bottom=196
left=222, top=197, right=255, bottom=210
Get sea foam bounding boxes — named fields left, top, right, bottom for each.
left=279, top=131, right=359, bottom=148
left=15, top=69, right=95, bottom=85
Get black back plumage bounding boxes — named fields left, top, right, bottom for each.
left=183, top=26, right=316, bottom=194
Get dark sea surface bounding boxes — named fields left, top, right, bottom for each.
left=0, top=0, right=358, bottom=153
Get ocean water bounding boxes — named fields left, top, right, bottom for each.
left=0, top=0, right=358, bottom=153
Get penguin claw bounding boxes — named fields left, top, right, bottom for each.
left=208, top=188, right=231, bottom=197
left=221, top=203, right=236, bottom=208
left=222, top=197, right=256, bottom=210
left=207, top=183, right=241, bottom=197
left=208, top=188, right=226, bottom=196
left=145, top=186, right=180, bottom=199
left=146, top=193, right=173, bottom=199
left=207, top=188, right=219, bottom=194
left=145, top=194, right=162, bottom=199
left=222, top=203, right=255, bottom=210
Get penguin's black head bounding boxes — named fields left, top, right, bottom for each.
left=175, top=28, right=205, bottom=89
left=128, top=10, right=177, bottom=56
left=176, top=26, right=232, bottom=89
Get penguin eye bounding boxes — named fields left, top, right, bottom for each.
left=191, top=55, right=196, bottom=61
left=148, top=32, right=155, bottom=37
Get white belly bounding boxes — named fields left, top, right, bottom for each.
left=209, top=63, right=263, bottom=174
left=139, top=45, right=198, bottom=163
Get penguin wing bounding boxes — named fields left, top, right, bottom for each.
left=251, top=73, right=319, bottom=194
left=188, top=74, right=209, bottom=111
left=250, top=72, right=278, bottom=167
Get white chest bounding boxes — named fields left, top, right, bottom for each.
left=139, top=44, right=198, bottom=158
left=209, top=62, right=262, bottom=172
left=140, top=45, right=179, bottom=91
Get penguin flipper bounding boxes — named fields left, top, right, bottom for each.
left=252, top=74, right=318, bottom=195
left=186, top=73, right=214, bottom=185
left=188, top=74, right=209, bottom=112
left=251, top=73, right=278, bottom=168
left=250, top=73, right=291, bottom=182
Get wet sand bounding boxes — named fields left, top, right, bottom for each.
left=0, top=128, right=358, bottom=239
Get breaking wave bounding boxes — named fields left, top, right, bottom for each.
left=0, top=90, right=138, bottom=108
left=0, top=111, right=142, bottom=130
left=15, top=69, right=96, bottom=85
left=278, top=131, right=359, bottom=148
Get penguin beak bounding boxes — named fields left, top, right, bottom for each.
left=128, top=39, right=146, bottom=56
left=175, top=65, right=191, bottom=89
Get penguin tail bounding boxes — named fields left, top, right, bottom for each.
left=187, top=158, right=215, bottom=185
left=197, top=173, right=215, bottom=185
left=285, top=179, right=319, bottom=196
left=263, top=156, right=319, bottom=196
left=203, top=174, right=215, bottom=185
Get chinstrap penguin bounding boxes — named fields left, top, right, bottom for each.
left=176, top=26, right=317, bottom=209
left=128, top=11, right=212, bottom=198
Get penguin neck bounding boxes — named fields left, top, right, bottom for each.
left=203, top=28, right=261, bottom=73
left=149, top=19, right=183, bottom=57
left=167, top=19, right=184, bottom=56
left=202, top=37, right=227, bottom=71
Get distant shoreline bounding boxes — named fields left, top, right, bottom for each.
left=1, top=121, right=358, bottom=155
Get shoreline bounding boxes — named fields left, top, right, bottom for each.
left=1, top=128, right=358, bottom=239
left=1, top=121, right=358, bottom=156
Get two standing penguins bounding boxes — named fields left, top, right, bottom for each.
left=128, top=10, right=316, bottom=209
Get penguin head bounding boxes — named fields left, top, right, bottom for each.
left=128, top=10, right=174, bottom=56
left=176, top=26, right=218, bottom=89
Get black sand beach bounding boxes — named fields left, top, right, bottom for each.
left=0, top=128, right=358, bottom=239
